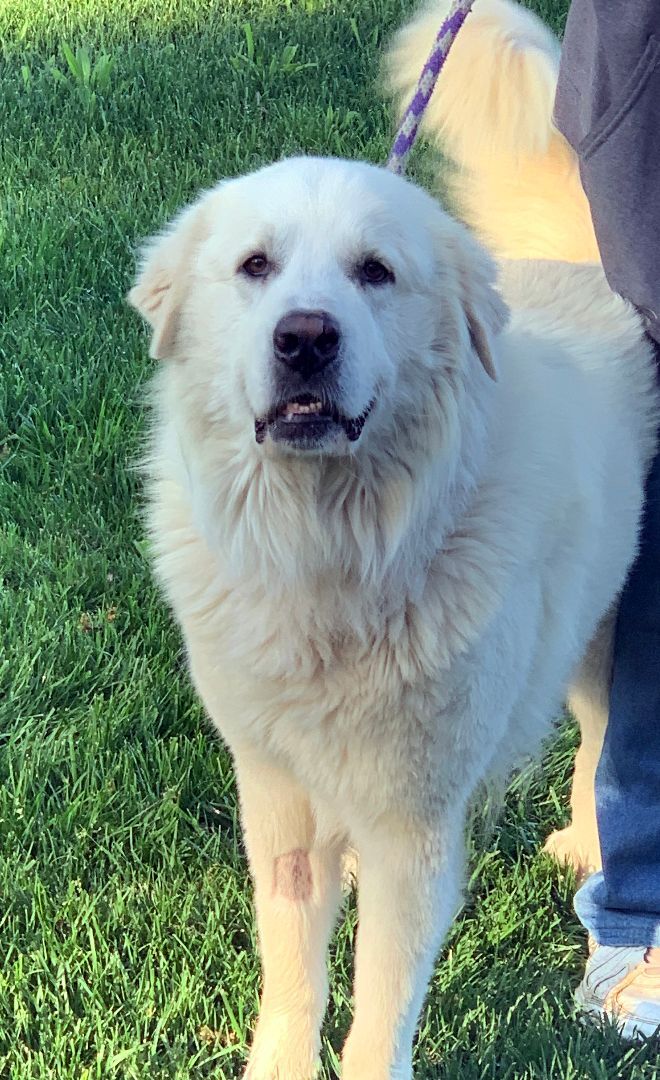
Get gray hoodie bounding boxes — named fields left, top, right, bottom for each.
left=554, top=0, right=660, bottom=342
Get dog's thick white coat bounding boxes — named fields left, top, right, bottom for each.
left=130, top=3, right=658, bottom=1075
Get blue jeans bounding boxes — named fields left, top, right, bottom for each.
left=574, top=431, right=660, bottom=947
left=556, top=0, right=660, bottom=949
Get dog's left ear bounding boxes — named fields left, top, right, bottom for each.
left=450, top=224, right=509, bottom=381
left=128, top=191, right=214, bottom=360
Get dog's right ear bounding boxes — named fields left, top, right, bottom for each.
left=446, top=220, right=509, bottom=382
left=128, top=194, right=212, bottom=360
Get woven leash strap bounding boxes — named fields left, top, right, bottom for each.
left=387, top=0, right=475, bottom=175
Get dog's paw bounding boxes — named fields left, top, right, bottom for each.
left=342, top=1034, right=412, bottom=1080
left=544, top=825, right=601, bottom=882
left=243, top=1022, right=318, bottom=1080
left=244, top=1056, right=316, bottom=1080
left=342, top=1052, right=411, bottom=1080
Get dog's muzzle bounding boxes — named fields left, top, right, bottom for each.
left=254, top=308, right=373, bottom=449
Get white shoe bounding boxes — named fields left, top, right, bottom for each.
left=576, top=943, right=660, bottom=1040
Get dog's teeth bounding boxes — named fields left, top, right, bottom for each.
left=283, top=400, right=324, bottom=417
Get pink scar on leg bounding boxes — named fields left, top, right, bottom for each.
left=273, top=849, right=313, bottom=901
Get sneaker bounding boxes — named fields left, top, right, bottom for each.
left=576, top=944, right=660, bottom=1040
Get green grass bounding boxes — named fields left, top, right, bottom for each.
left=2, top=0, right=659, bottom=1076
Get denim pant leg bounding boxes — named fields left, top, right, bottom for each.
left=574, top=434, right=660, bottom=947
left=556, top=0, right=660, bottom=946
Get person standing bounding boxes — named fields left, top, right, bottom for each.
left=554, top=0, right=660, bottom=1038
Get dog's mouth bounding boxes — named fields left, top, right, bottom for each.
left=254, top=394, right=374, bottom=448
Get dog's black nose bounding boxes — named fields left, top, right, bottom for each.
left=273, top=310, right=340, bottom=376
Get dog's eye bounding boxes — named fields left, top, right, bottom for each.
left=359, top=258, right=394, bottom=286
left=241, top=253, right=271, bottom=278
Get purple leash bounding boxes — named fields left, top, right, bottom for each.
left=387, top=0, right=476, bottom=175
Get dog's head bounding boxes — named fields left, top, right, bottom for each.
left=129, top=157, right=507, bottom=459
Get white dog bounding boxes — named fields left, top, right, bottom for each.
left=129, top=2, right=657, bottom=1076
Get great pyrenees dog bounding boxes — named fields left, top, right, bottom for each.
left=129, top=1, right=657, bottom=1075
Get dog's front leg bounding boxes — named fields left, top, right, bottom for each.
left=236, top=752, right=343, bottom=1080
left=342, top=814, right=464, bottom=1080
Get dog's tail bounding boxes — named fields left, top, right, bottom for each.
left=385, top=0, right=600, bottom=263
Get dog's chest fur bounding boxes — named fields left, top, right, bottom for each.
left=149, top=465, right=519, bottom=820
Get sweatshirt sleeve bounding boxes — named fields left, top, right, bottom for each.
left=554, top=0, right=660, bottom=342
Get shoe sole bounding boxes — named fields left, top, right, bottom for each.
left=575, top=985, right=660, bottom=1041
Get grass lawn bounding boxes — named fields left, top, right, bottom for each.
left=2, top=0, right=659, bottom=1076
